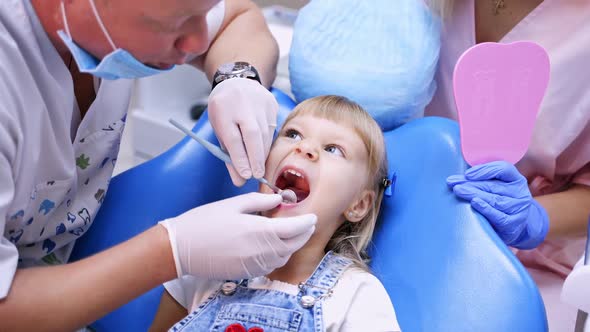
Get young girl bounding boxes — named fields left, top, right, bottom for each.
left=150, top=96, right=400, bottom=331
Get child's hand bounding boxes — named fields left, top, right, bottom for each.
left=159, top=192, right=316, bottom=279
left=447, top=161, right=549, bottom=249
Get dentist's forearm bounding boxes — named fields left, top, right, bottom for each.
left=0, top=225, right=176, bottom=331
left=195, top=0, right=279, bottom=88
left=536, top=184, right=590, bottom=239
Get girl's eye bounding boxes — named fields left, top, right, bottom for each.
left=284, top=129, right=302, bottom=141
left=325, top=145, right=344, bottom=157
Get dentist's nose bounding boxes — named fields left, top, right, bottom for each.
left=295, top=141, right=318, bottom=161
left=174, top=16, right=209, bottom=58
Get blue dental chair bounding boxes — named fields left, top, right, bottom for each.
left=70, top=89, right=547, bottom=332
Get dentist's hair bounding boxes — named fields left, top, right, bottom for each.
left=283, top=95, right=389, bottom=270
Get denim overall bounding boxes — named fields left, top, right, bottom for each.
left=170, top=252, right=353, bottom=332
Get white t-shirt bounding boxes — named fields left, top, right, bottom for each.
left=0, top=0, right=225, bottom=299
left=165, top=268, right=401, bottom=331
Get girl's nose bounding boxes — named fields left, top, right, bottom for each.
left=295, top=141, right=319, bottom=161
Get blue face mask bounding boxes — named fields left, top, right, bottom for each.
left=58, top=0, right=173, bottom=80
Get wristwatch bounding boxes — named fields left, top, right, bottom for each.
left=211, top=61, right=261, bottom=91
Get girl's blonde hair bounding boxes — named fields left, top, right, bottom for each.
left=282, top=95, right=389, bottom=270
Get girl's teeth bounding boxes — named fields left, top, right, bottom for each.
left=285, top=169, right=303, bottom=178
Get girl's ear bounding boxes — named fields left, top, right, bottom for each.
left=345, top=190, right=375, bottom=223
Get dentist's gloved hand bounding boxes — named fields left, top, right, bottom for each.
left=447, top=161, right=549, bottom=249
left=208, top=78, right=278, bottom=186
left=159, top=192, right=316, bottom=280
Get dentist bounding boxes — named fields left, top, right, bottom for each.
left=0, top=0, right=316, bottom=330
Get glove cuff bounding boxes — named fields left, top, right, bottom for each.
left=158, top=220, right=184, bottom=278
left=512, top=200, right=550, bottom=250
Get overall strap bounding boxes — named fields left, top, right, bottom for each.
left=302, top=251, right=353, bottom=299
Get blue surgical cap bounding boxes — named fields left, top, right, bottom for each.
left=289, top=0, right=441, bottom=131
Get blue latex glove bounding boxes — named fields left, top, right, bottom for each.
left=447, top=161, right=549, bottom=249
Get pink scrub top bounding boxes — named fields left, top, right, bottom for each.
left=425, top=1, right=590, bottom=330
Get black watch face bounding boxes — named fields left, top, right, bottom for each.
left=219, top=62, right=249, bottom=74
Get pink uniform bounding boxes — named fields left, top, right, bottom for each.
left=425, top=1, right=590, bottom=330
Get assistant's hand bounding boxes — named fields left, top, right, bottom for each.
left=208, top=78, right=278, bottom=186
left=447, top=161, right=549, bottom=249
left=159, top=192, right=316, bottom=280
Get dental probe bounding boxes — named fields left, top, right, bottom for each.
left=168, top=118, right=297, bottom=204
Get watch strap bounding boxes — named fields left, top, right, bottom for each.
left=212, top=62, right=261, bottom=91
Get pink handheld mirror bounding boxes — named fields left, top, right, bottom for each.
left=453, top=41, right=550, bottom=166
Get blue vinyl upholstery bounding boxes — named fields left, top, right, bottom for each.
left=370, top=117, right=547, bottom=332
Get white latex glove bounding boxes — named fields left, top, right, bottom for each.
left=159, top=192, right=316, bottom=280
left=208, top=78, right=278, bottom=186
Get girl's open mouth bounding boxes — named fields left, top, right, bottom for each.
left=275, top=168, right=310, bottom=203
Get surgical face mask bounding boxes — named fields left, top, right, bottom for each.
left=57, top=0, right=173, bottom=80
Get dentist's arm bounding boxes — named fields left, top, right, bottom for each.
left=192, top=0, right=279, bottom=88
left=0, top=226, right=176, bottom=332
left=537, top=184, right=590, bottom=239
left=191, top=0, right=280, bottom=187
left=0, top=193, right=316, bottom=331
